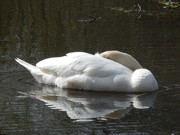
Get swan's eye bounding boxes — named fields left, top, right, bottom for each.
left=106, top=57, right=110, bottom=59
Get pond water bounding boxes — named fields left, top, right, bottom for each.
left=0, top=0, right=180, bottom=134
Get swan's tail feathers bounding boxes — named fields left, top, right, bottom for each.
left=15, top=58, right=39, bottom=72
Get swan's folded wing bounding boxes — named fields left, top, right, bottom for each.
left=36, top=52, right=130, bottom=78
left=36, top=56, right=78, bottom=77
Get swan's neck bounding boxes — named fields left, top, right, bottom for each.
left=116, top=53, right=142, bottom=71
left=131, top=69, right=158, bottom=92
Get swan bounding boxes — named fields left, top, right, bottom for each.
left=15, top=51, right=158, bottom=92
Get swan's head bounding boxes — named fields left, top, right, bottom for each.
left=100, top=50, right=142, bottom=71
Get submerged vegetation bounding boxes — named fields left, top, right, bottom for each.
left=78, top=0, right=180, bottom=23
left=158, top=1, right=180, bottom=8
left=110, top=1, right=180, bottom=14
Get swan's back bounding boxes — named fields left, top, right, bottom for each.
left=36, top=52, right=132, bottom=78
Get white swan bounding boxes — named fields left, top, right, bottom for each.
left=15, top=51, right=158, bottom=92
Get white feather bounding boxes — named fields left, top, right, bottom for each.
left=15, top=51, right=158, bottom=92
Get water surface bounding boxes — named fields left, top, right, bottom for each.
left=0, top=0, right=180, bottom=134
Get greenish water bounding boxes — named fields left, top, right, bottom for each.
left=0, top=0, right=180, bottom=134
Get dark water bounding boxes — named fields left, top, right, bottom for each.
left=0, top=0, right=180, bottom=134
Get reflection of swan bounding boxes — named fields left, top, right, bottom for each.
left=15, top=51, right=158, bottom=92
left=28, top=86, right=158, bottom=121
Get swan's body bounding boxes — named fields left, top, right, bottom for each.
left=15, top=51, right=158, bottom=92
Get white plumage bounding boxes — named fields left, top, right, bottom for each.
left=15, top=51, right=158, bottom=92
